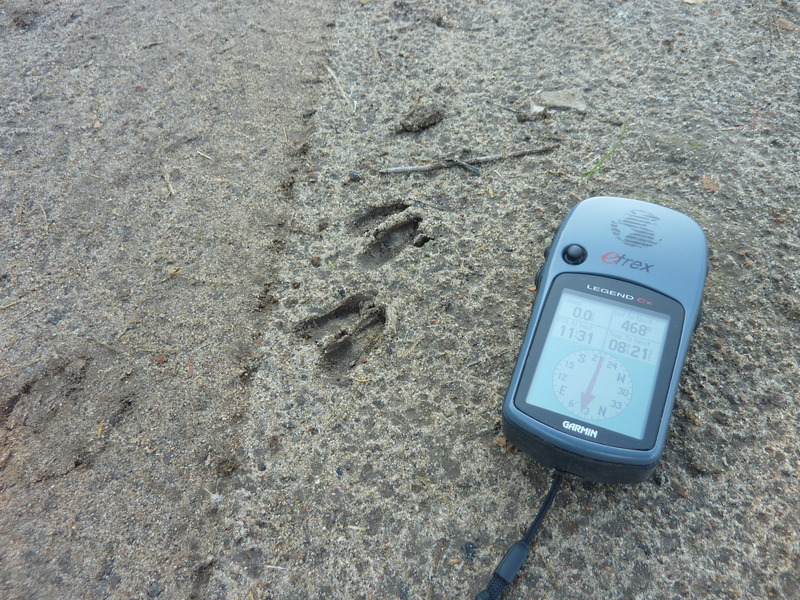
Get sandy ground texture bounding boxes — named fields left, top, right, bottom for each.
left=1, top=1, right=799, bottom=599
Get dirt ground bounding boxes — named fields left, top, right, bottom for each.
left=1, top=1, right=799, bottom=599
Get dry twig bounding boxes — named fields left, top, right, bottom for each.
left=0, top=300, right=23, bottom=311
left=379, top=144, right=558, bottom=175
left=325, top=64, right=356, bottom=113
left=162, top=165, right=175, bottom=196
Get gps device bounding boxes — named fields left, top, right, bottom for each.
left=502, top=196, right=707, bottom=484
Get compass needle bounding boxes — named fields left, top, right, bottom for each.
left=580, top=355, right=604, bottom=411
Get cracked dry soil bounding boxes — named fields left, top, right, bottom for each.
left=2, top=1, right=800, bottom=600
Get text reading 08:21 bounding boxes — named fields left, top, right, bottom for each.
left=606, top=338, right=654, bottom=361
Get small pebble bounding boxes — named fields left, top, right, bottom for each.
left=460, top=541, right=479, bottom=560
left=396, top=101, right=445, bottom=133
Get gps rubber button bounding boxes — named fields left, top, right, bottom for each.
left=563, top=244, right=587, bottom=265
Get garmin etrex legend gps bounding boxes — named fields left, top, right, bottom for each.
left=475, top=196, right=708, bottom=600
left=502, top=196, right=708, bottom=484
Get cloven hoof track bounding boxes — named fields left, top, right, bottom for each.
left=353, top=204, right=427, bottom=268
left=298, top=292, right=386, bottom=370
left=349, top=202, right=410, bottom=230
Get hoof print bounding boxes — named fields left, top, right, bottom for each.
left=299, top=293, right=386, bottom=369
left=359, top=213, right=424, bottom=268
left=350, top=202, right=410, bottom=231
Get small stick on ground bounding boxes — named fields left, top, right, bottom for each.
left=7, top=309, right=36, bottom=327
left=162, top=165, right=175, bottom=197
left=448, top=157, right=481, bottom=175
left=325, top=64, right=356, bottom=113
left=412, top=198, right=449, bottom=211
left=0, top=300, right=23, bottom=311
left=379, top=144, right=558, bottom=175
left=581, top=123, right=627, bottom=180
left=38, top=203, right=50, bottom=233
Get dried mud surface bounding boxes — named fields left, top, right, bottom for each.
left=1, top=1, right=799, bottom=599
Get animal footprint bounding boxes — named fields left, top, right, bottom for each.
left=353, top=204, right=430, bottom=268
left=298, top=292, right=386, bottom=369
left=349, top=202, right=409, bottom=231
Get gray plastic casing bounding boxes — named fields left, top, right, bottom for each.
left=501, top=196, right=708, bottom=483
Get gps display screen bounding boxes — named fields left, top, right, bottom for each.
left=514, top=274, right=684, bottom=449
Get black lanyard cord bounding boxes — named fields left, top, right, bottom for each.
left=475, top=469, right=565, bottom=600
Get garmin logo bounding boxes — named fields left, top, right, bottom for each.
left=601, top=251, right=654, bottom=272
left=563, top=420, right=598, bottom=439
